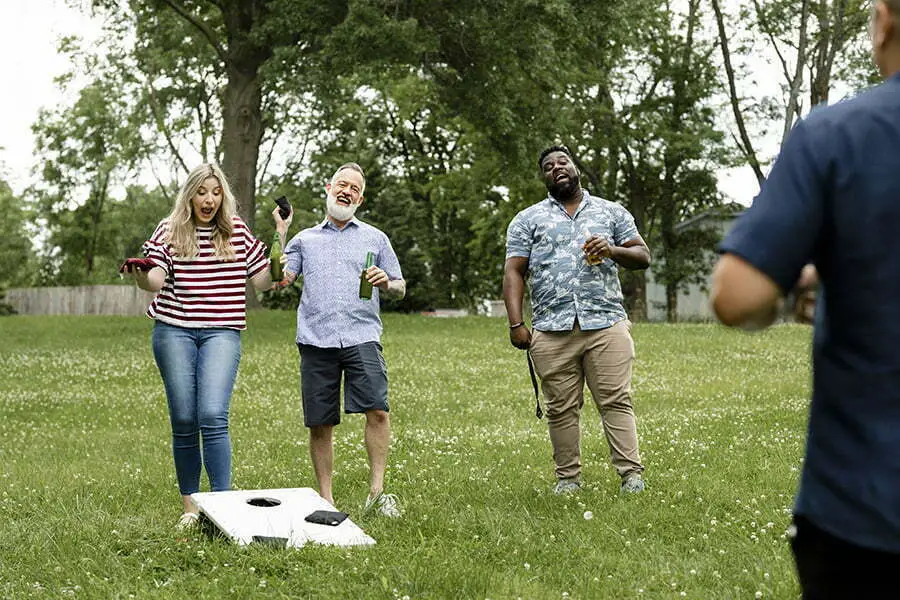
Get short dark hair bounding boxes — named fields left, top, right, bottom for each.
left=538, top=145, right=573, bottom=169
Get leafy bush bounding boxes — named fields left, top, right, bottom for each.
left=258, top=280, right=301, bottom=311
left=0, top=290, right=16, bottom=316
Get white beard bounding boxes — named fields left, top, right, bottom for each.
left=326, top=193, right=358, bottom=222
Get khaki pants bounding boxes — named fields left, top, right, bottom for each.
left=529, top=320, right=643, bottom=481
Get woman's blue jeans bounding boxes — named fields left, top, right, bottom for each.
left=152, top=321, right=241, bottom=495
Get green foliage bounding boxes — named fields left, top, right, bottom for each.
left=0, top=291, right=16, bottom=316
left=0, top=181, right=35, bottom=289
left=29, top=0, right=875, bottom=317
left=30, top=50, right=145, bottom=284
left=258, top=279, right=302, bottom=311
left=0, top=314, right=810, bottom=597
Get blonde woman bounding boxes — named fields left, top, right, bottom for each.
left=122, top=163, right=286, bottom=530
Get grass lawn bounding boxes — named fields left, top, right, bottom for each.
left=0, top=312, right=811, bottom=599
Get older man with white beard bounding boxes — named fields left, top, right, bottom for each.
left=276, top=162, right=406, bottom=517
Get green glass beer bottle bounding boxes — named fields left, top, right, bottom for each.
left=359, top=251, right=375, bottom=300
left=270, top=232, right=283, bottom=282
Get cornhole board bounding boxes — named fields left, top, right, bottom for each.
left=191, top=487, right=376, bottom=548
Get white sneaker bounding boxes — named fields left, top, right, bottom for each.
left=364, top=492, right=401, bottom=518
left=175, top=512, right=200, bottom=531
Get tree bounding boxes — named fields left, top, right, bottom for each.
left=31, top=69, right=137, bottom=284
left=711, top=0, right=871, bottom=186
left=86, top=0, right=349, bottom=229
left=555, top=0, right=729, bottom=321
left=0, top=180, right=34, bottom=290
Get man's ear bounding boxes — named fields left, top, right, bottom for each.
left=874, top=1, right=894, bottom=50
left=325, top=183, right=332, bottom=195
left=357, top=195, right=365, bottom=206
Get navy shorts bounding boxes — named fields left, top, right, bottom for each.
left=297, top=342, right=390, bottom=427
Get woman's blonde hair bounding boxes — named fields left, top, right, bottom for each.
left=165, top=163, right=237, bottom=260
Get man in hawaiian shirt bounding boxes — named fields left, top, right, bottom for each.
left=503, top=145, right=651, bottom=495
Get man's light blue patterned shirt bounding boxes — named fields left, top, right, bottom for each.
left=506, top=191, right=640, bottom=332
left=284, top=218, right=403, bottom=348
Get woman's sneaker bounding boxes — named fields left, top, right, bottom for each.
left=175, top=512, right=200, bottom=531
left=364, top=492, right=401, bottom=518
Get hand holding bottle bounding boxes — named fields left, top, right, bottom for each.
left=270, top=203, right=293, bottom=284
left=360, top=252, right=392, bottom=299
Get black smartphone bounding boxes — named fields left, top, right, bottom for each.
left=274, top=195, right=292, bottom=220
left=304, top=510, right=348, bottom=526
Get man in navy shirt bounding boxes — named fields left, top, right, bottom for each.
left=711, top=1, right=900, bottom=594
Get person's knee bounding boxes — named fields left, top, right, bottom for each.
left=197, top=408, right=228, bottom=429
left=366, top=410, right=390, bottom=426
left=170, top=412, right=198, bottom=433
left=309, top=425, right=333, bottom=441
left=599, top=389, right=634, bottom=411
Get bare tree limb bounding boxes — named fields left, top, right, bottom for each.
left=782, top=0, right=810, bottom=146
left=751, top=0, right=793, bottom=84
left=160, top=0, right=228, bottom=64
left=144, top=79, right=190, bottom=175
left=710, top=0, right=766, bottom=186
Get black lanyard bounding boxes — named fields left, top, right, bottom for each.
left=526, top=348, right=543, bottom=419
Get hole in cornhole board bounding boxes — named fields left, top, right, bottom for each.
left=191, top=487, right=376, bottom=549
left=247, top=497, right=281, bottom=508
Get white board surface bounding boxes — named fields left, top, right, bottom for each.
left=191, top=487, right=376, bottom=548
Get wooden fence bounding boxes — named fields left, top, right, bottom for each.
left=5, top=285, right=157, bottom=316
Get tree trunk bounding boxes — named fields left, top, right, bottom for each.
left=666, top=282, right=678, bottom=323
left=809, top=0, right=851, bottom=108
left=620, top=146, right=652, bottom=322
left=221, top=63, right=264, bottom=228
left=782, top=0, right=811, bottom=146
left=621, top=270, right=647, bottom=322
left=85, top=170, right=110, bottom=277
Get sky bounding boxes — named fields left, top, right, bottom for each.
left=0, top=0, right=105, bottom=195
left=0, top=0, right=795, bottom=205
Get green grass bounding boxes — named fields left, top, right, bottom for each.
left=0, top=313, right=811, bottom=599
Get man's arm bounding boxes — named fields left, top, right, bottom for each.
left=610, top=236, right=651, bottom=270
left=792, top=264, right=818, bottom=325
left=585, top=235, right=651, bottom=270
left=379, top=277, right=406, bottom=299
left=503, top=256, right=531, bottom=349
left=367, top=267, right=405, bottom=299
left=710, top=253, right=783, bottom=329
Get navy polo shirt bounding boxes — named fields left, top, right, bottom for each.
left=720, top=73, right=900, bottom=553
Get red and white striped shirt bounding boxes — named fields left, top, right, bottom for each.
left=142, top=217, right=269, bottom=330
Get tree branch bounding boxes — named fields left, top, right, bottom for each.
left=143, top=79, right=190, bottom=175
left=751, top=0, right=793, bottom=84
left=160, top=0, right=228, bottom=63
left=781, top=0, right=810, bottom=146
left=710, top=0, right=766, bottom=186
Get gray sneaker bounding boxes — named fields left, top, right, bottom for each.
left=553, top=478, right=582, bottom=495
left=620, top=473, right=645, bottom=494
